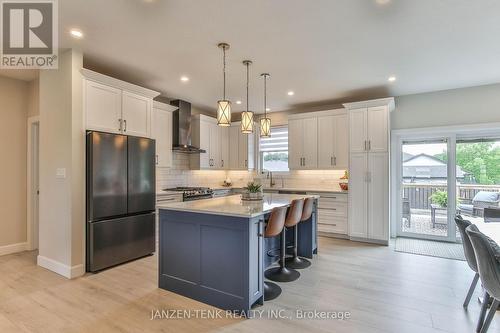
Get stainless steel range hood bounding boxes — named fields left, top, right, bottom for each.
left=169, top=99, right=206, bottom=154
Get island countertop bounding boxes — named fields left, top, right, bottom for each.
left=157, top=193, right=319, bottom=218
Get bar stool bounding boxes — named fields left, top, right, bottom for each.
left=263, top=206, right=287, bottom=300
left=265, top=199, right=303, bottom=283
left=285, top=197, right=313, bottom=269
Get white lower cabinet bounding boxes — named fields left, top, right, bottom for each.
left=348, top=150, right=389, bottom=242
left=315, top=193, right=348, bottom=236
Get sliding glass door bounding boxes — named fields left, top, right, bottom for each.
left=398, top=138, right=457, bottom=241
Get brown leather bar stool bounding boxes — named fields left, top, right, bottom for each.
left=263, top=206, right=287, bottom=300
left=265, top=199, right=303, bottom=283
left=285, top=197, right=313, bottom=269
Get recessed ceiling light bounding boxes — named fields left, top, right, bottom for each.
left=287, top=91, right=295, bottom=96
left=70, top=29, right=83, bottom=39
left=236, top=100, right=242, bottom=105
left=266, top=108, right=271, bottom=112
left=376, top=0, right=391, bottom=5
left=388, top=76, right=396, bottom=82
left=180, top=76, right=189, bottom=82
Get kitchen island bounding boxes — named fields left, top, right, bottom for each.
left=157, top=194, right=318, bottom=312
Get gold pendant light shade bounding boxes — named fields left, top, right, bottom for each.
left=260, top=117, right=271, bottom=137
left=217, top=99, right=231, bottom=126
left=260, top=73, right=271, bottom=138
left=217, top=43, right=231, bottom=126
left=241, top=111, right=254, bottom=133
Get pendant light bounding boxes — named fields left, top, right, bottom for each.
left=240, top=60, right=254, bottom=134
left=260, top=73, right=271, bottom=138
left=216, top=43, right=231, bottom=126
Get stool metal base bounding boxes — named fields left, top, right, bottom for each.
left=285, top=256, right=311, bottom=269
left=265, top=266, right=300, bottom=282
left=264, top=281, right=282, bottom=301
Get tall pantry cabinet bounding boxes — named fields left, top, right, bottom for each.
left=343, top=98, right=394, bottom=244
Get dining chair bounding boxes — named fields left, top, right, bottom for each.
left=466, top=225, right=500, bottom=333
left=455, top=215, right=480, bottom=308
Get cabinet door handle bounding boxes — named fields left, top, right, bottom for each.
left=245, top=159, right=248, bottom=167
left=221, top=160, right=224, bottom=167
left=123, top=119, right=127, bottom=132
left=331, top=156, right=333, bottom=166
left=303, top=157, right=306, bottom=166
left=118, top=118, right=123, bottom=132
left=156, top=155, right=159, bottom=165
left=368, top=140, right=371, bottom=151
left=364, top=140, right=367, bottom=151
left=334, top=156, right=337, bottom=166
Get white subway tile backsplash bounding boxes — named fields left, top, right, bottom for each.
left=157, top=152, right=347, bottom=191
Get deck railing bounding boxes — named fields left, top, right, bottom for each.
left=402, top=183, right=500, bottom=209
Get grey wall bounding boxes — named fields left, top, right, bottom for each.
left=392, top=83, right=500, bottom=130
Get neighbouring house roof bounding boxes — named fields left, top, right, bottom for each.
left=402, top=153, right=468, bottom=178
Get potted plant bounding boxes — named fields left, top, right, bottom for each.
left=242, top=181, right=263, bottom=201
left=429, top=190, right=461, bottom=207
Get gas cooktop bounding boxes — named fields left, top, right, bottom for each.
left=163, top=187, right=213, bottom=201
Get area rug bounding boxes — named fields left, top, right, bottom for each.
left=394, top=237, right=466, bottom=261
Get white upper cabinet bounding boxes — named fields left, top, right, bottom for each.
left=190, top=115, right=245, bottom=170
left=302, top=117, right=318, bottom=169
left=121, top=91, right=151, bottom=137
left=82, top=69, right=160, bottom=138
left=348, top=105, right=389, bottom=153
left=288, top=117, right=317, bottom=169
left=152, top=101, right=176, bottom=168
left=317, top=113, right=348, bottom=169
left=289, top=110, right=346, bottom=170
left=220, top=127, right=229, bottom=170
left=233, top=122, right=255, bottom=170
left=85, top=80, right=122, bottom=134
left=288, top=119, right=303, bottom=170
left=367, top=106, right=388, bottom=153
left=228, top=125, right=240, bottom=169
left=334, top=114, right=349, bottom=169
left=349, top=108, right=368, bottom=153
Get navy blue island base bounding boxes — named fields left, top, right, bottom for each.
left=158, top=194, right=318, bottom=312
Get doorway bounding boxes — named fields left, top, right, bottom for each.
left=397, top=138, right=457, bottom=241
left=27, top=117, right=40, bottom=250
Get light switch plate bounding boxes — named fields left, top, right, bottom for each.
left=56, top=168, right=66, bottom=179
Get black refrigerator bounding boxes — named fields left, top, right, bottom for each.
left=86, top=131, right=156, bottom=272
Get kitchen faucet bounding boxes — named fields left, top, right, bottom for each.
left=265, top=170, right=276, bottom=187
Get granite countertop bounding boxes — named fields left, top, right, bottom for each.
left=158, top=193, right=319, bottom=218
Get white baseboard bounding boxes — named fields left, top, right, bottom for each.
left=37, top=255, right=85, bottom=279
left=0, top=242, right=28, bottom=256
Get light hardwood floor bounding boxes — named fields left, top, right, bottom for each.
left=0, top=237, right=498, bottom=333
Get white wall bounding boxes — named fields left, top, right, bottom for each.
left=0, top=76, right=29, bottom=254
left=38, top=49, right=84, bottom=278
left=392, top=83, right=500, bottom=130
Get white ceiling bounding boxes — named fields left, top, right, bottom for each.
left=59, top=0, right=500, bottom=113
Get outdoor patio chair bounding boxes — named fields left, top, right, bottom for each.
left=484, top=207, right=500, bottom=223
left=459, top=191, right=500, bottom=217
